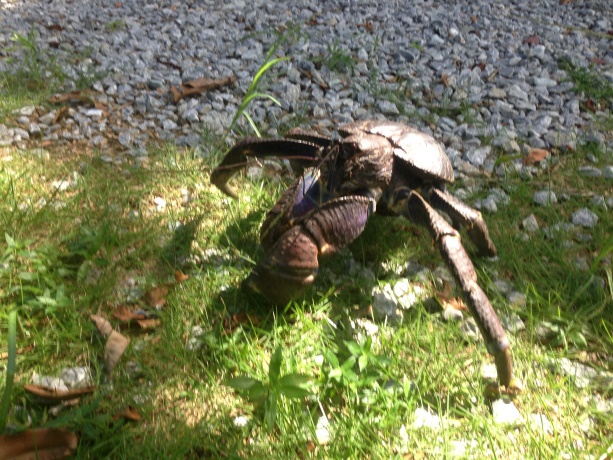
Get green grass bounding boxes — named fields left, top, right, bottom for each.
left=0, top=130, right=611, bottom=458
left=0, top=28, right=106, bottom=121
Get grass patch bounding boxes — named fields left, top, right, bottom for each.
left=0, top=129, right=611, bottom=457
left=0, top=28, right=105, bottom=120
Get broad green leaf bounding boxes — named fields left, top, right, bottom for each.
left=358, top=354, right=368, bottom=373
left=36, top=295, right=57, bottom=306
left=279, top=373, right=311, bottom=387
left=279, top=385, right=311, bottom=399
left=328, top=368, right=342, bottom=382
left=324, top=349, right=339, bottom=368
left=268, top=346, right=283, bottom=384
left=18, top=272, right=37, bottom=281
left=245, top=381, right=266, bottom=401
left=341, top=356, right=357, bottom=371
left=224, top=376, right=261, bottom=391
left=264, top=392, right=278, bottom=431
left=5, top=233, right=15, bottom=247
left=344, top=340, right=361, bottom=356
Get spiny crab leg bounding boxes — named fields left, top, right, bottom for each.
left=393, top=189, right=518, bottom=390
left=210, top=138, right=323, bottom=198
left=428, top=188, right=497, bottom=257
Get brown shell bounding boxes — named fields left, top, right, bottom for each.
left=339, top=120, right=454, bottom=183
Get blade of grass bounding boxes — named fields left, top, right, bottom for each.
left=0, top=309, right=17, bottom=432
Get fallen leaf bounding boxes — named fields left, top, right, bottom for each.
left=45, top=24, right=63, bottom=31
left=170, top=75, right=237, bottom=103
left=113, top=405, right=142, bottom=422
left=357, top=21, right=374, bottom=32
left=49, top=91, right=82, bottom=104
left=523, top=34, right=540, bottom=45
left=119, top=318, right=161, bottom=331
left=0, top=428, right=78, bottom=460
left=112, top=306, right=147, bottom=322
left=589, top=57, right=606, bottom=66
left=222, top=313, right=260, bottom=334
left=523, top=148, right=549, bottom=165
left=0, top=344, right=35, bottom=360
left=105, top=330, right=130, bottom=376
left=91, top=314, right=113, bottom=337
left=143, top=284, right=171, bottom=308
left=174, top=270, right=189, bottom=283
left=443, top=297, right=468, bottom=311
left=23, top=384, right=97, bottom=402
left=583, top=98, right=596, bottom=112
left=52, top=106, right=69, bottom=125
left=435, top=280, right=453, bottom=301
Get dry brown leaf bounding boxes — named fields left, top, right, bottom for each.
left=0, top=428, right=78, bottom=460
left=443, top=297, right=468, bottom=311
left=23, top=384, right=97, bottom=402
left=49, top=91, right=82, bottom=104
left=91, top=314, right=113, bottom=337
left=523, top=34, right=540, bottom=45
left=222, top=313, right=261, bottom=334
left=143, top=285, right=171, bottom=308
left=105, top=330, right=130, bottom=376
left=52, top=106, right=69, bottom=125
left=113, top=405, right=142, bottom=422
left=174, top=270, right=189, bottom=283
left=112, top=306, right=147, bottom=322
left=523, top=148, right=549, bottom=165
left=119, top=318, right=161, bottom=331
left=435, top=280, right=453, bottom=301
left=0, top=344, right=35, bottom=360
left=170, top=75, right=237, bottom=103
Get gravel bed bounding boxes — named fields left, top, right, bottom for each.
left=0, top=0, right=611, bottom=165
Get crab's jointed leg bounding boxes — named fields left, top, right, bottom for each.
left=391, top=188, right=517, bottom=389
left=428, top=188, right=497, bottom=257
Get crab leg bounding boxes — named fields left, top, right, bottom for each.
left=394, top=189, right=516, bottom=389
left=211, top=138, right=323, bottom=198
left=427, top=188, right=497, bottom=257
left=244, top=195, right=375, bottom=305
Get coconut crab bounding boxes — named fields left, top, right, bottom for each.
left=211, top=120, right=519, bottom=391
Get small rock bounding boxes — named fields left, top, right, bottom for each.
left=315, top=415, right=331, bottom=445
left=412, top=407, right=442, bottom=431
left=602, top=166, right=613, bottom=179
left=571, top=208, right=598, bottom=228
left=376, top=100, right=399, bottom=115
left=481, top=363, right=498, bottom=381
left=233, top=415, right=249, bottom=428
left=59, top=367, right=92, bottom=389
left=533, top=190, right=557, bottom=206
left=577, top=166, right=602, bottom=178
left=546, top=357, right=613, bottom=389
left=528, top=413, right=553, bottom=435
left=500, top=312, right=525, bottom=334
left=507, top=291, right=527, bottom=308
left=31, top=372, right=68, bottom=392
left=492, top=399, right=522, bottom=425
left=442, top=306, right=463, bottom=322
left=521, top=214, right=539, bottom=232
left=459, top=317, right=482, bottom=342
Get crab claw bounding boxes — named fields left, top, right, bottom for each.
left=211, top=138, right=324, bottom=199
left=243, top=226, right=319, bottom=305
left=246, top=196, right=375, bottom=305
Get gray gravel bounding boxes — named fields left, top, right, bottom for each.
left=0, top=0, right=611, bottom=158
